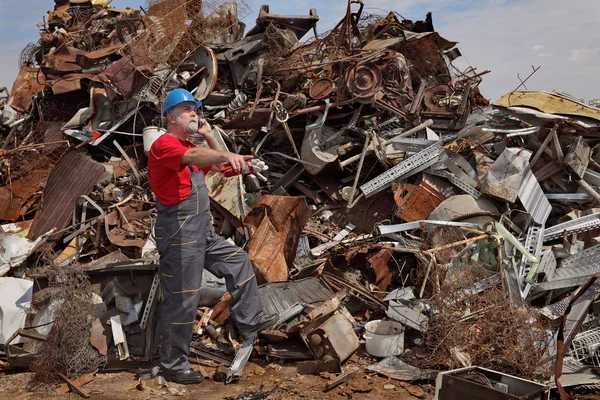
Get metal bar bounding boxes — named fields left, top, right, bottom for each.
left=544, top=212, right=600, bottom=241
left=139, top=273, right=160, bottom=330
left=377, top=220, right=480, bottom=235
left=347, top=135, right=370, bottom=207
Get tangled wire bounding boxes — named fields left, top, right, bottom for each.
left=408, top=227, right=553, bottom=381
left=30, top=265, right=106, bottom=382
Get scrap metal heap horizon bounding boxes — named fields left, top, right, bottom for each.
left=1, top=0, right=600, bottom=399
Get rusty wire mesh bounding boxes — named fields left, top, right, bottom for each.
left=407, top=227, right=553, bottom=381
left=122, top=0, right=251, bottom=73
left=30, top=264, right=107, bottom=382
left=2, top=120, right=69, bottom=183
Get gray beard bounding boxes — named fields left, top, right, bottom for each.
left=176, top=115, right=198, bottom=134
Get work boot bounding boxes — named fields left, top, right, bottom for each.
left=239, top=314, right=278, bottom=341
left=162, top=368, right=205, bottom=384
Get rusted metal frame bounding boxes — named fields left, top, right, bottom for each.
left=555, top=272, right=600, bottom=400
left=374, top=98, right=407, bottom=119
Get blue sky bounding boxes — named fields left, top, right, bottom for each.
left=0, top=0, right=598, bottom=102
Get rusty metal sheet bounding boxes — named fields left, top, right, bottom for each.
left=89, top=317, right=107, bottom=356
left=246, top=5, right=319, bottom=41
left=8, top=66, right=46, bottom=112
left=50, top=76, right=82, bottom=95
left=91, top=57, right=146, bottom=102
left=75, top=44, right=121, bottom=68
left=104, top=207, right=150, bottom=248
left=394, top=181, right=446, bottom=222
left=0, top=168, right=51, bottom=221
left=28, top=149, right=106, bottom=241
left=367, top=249, right=393, bottom=291
left=244, top=196, right=310, bottom=284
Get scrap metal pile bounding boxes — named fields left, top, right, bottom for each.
left=2, top=0, right=600, bottom=398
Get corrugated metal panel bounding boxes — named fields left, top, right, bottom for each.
left=518, top=166, right=551, bottom=225
left=259, top=277, right=334, bottom=317
left=28, top=149, right=105, bottom=240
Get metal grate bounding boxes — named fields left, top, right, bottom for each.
left=570, top=327, right=600, bottom=366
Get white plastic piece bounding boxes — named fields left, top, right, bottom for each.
left=110, top=315, right=130, bottom=360
left=0, top=277, right=33, bottom=344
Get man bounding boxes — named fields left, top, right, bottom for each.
left=148, top=89, right=275, bottom=384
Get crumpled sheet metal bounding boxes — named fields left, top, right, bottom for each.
left=367, top=356, right=438, bottom=381
left=480, top=148, right=531, bottom=203
left=28, top=149, right=106, bottom=241
left=367, top=249, right=393, bottom=291
left=243, top=195, right=310, bottom=284
left=91, top=57, right=146, bottom=102
left=8, top=65, right=46, bottom=112
left=0, top=168, right=52, bottom=221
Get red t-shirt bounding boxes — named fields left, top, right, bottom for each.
left=148, top=134, right=211, bottom=206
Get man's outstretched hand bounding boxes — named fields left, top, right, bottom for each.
left=223, top=153, right=253, bottom=175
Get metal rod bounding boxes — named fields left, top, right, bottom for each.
left=347, top=135, right=370, bottom=208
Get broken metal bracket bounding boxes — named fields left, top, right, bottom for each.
left=427, top=169, right=481, bottom=198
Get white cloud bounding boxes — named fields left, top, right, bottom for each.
left=532, top=44, right=545, bottom=51
left=569, top=48, right=597, bottom=62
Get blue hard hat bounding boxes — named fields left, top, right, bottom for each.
left=162, top=88, right=202, bottom=115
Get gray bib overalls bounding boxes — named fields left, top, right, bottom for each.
left=155, top=166, right=264, bottom=372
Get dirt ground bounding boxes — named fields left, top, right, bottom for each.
left=0, top=359, right=433, bottom=400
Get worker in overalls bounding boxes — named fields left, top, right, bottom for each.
left=148, top=89, right=275, bottom=384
